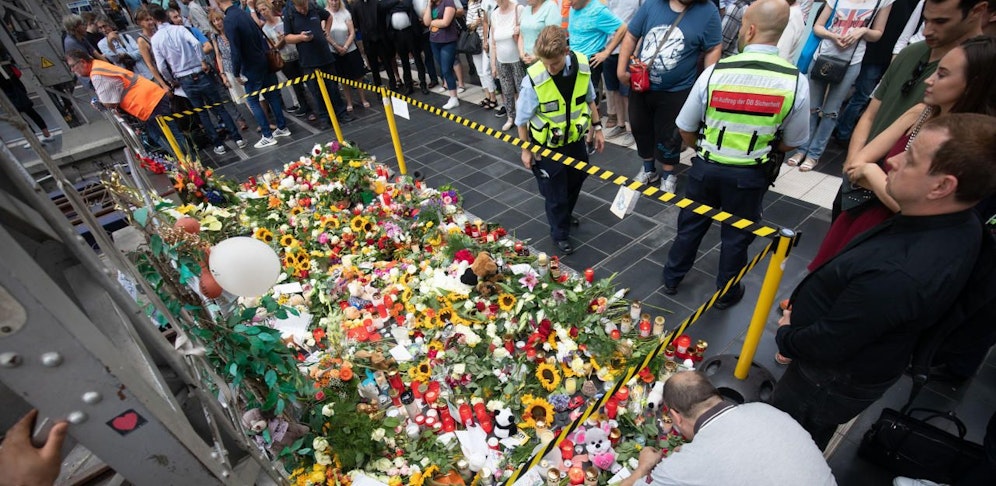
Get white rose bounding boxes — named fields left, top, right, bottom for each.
left=315, top=450, right=333, bottom=465
left=371, top=428, right=386, bottom=441
left=322, top=403, right=335, bottom=417
left=313, top=437, right=329, bottom=451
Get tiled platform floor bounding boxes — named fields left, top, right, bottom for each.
left=211, top=87, right=995, bottom=485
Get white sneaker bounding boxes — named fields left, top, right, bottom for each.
left=254, top=136, right=277, bottom=148
left=606, top=126, right=627, bottom=139
left=458, top=86, right=467, bottom=94
left=442, top=97, right=460, bottom=110
left=616, top=133, right=635, bottom=146
left=892, top=478, right=944, bottom=486
left=213, top=145, right=227, bottom=155
left=661, top=174, right=678, bottom=194
left=502, top=119, right=514, bottom=131
left=235, top=139, right=247, bottom=149
left=38, top=134, right=54, bottom=143
left=272, top=127, right=291, bottom=138
left=634, top=169, right=660, bottom=185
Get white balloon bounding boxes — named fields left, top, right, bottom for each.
left=209, top=237, right=281, bottom=297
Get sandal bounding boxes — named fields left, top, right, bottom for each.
left=307, top=113, right=318, bottom=122
left=479, top=99, right=491, bottom=108
left=362, top=101, right=371, bottom=108
left=346, top=105, right=354, bottom=113
left=786, top=153, right=804, bottom=167
left=775, top=353, right=793, bottom=365
left=799, top=157, right=818, bottom=172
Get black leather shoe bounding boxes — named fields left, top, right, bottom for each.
left=662, top=283, right=679, bottom=295
left=714, top=283, right=745, bottom=310
left=337, top=112, right=356, bottom=123
left=555, top=240, right=574, bottom=255
left=404, top=85, right=415, bottom=95
left=570, top=215, right=580, bottom=226
left=420, top=85, right=430, bottom=94
left=427, top=81, right=438, bottom=89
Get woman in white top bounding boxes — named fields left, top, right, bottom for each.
left=517, top=0, right=561, bottom=66
left=327, top=0, right=370, bottom=111
left=490, top=0, right=524, bottom=131
left=777, top=0, right=806, bottom=63
left=466, top=0, right=499, bottom=109
left=787, top=0, right=892, bottom=172
left=209, top=10, right=254, bottom=132
left=259, top=0, right=316, bottom=120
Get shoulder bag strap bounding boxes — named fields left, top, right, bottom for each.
left=642, top=7, right=688, bottom=64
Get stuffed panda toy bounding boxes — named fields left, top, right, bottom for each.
left=493, top=407, right=518, bottom=439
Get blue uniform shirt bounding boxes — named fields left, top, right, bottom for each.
left=515, top=54, right=597, bottom=128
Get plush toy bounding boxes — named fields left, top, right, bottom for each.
left=460, top=252, right=501, bottom=297
left=493, top=407, right=518, bottom=439
left=241, top=408, right=309, bottom=454
left=577, top=422, right=621, bottom=473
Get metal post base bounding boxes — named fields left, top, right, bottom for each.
left=700, top=354, right=777, bottom=404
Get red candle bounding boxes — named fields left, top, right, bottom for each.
left=605, top=398, right=618, bottom=419
left=584, top=268, right=594, bottom=283
left=610, top=329, right=621, bottom=340
left=568, top=467, right=585, bottom=485
left=442, top=416, right=456, bottom=433
left=675, top=334, right=692, bottom=358
left=458, top=400, right=473, bottom=426
left=614, top=386, right=629, bottom=403
left=377, top=304, right=388, bottom=319
left=382, top=191, right=392, bottom=206
left=387, top=370, right=404, bottom=393
left=639, top=320, right=652, bottom=338
left=424, top=388, right=439, bottom=405
left=560, top=439, right=575, bottom=460
left=514, top=241, right=524, bottom=253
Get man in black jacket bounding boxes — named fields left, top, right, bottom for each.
left=384, top=0, right=428, bottom=94
left=220, top=0, right=291, bottom=147
left=353, top=0, right=399, bottom=90
left=284, top=0, right=353, bottom=126
left=771, top=114, right=996, bottom=450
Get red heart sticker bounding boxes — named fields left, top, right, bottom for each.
left=106, top=409, right=146, bottom=436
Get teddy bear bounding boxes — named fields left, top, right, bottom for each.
left=241, top=408, right=309, bottom=454
left=459, top=251, right=501, bottom=296
left=493, top=407, right=518, bottom=439
left=576, top=422, right=621, bottom=473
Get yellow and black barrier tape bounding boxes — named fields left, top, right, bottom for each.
left=502, top=238, right=776, bottom=485
left=159, top=73, right=317, bottom=122
left=317, top=72, right=781, bottom=240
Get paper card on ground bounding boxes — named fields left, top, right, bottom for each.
left=611, top=186, right=639, bottom=219
left=509, top=263, right=533, bottom=275
left=608, top=467, right=632, bottom=484
left=389, top=343, right=414, bottom=362
left=392, top=97, right=410, bottom=120
left=271, top=282, right=303, bottom=295
left=350, top=473, right=390, bottom=486
left=271, top=312, right=312, bottom=341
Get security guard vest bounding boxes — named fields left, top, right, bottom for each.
left=89, top=60, right=167, bottom=122
left=699, top=51, right=799, bottom=165
left=526, top=51, right=591, bottom=148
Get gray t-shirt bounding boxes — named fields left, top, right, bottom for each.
left=648, top=403, right=837, bottom=486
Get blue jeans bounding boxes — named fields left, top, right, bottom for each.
left=835, top=62, right=887, bottom=141
left=663, top=157, right=768, bottom=289
left=795, top=61, right=862, bottom=161
left=430, top=41, right=457, bottom=91
left=177, top=72, right=243, bottom=147
left=244, top=72, right=286, bottom=139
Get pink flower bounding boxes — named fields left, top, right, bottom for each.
left=519, top=271, right=539, bottom=291
left=318, top=232, right=330, bottom=245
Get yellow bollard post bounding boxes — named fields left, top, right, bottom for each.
left=156, top=115, right=187, bottom=164
left=734, top=228, right=795, bottom=379
left=315, top=72, right=344, bottom=143
left=380, top=87, right=408, bottom=175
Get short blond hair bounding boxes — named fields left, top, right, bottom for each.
left=534, top=26, right=569, bottom=60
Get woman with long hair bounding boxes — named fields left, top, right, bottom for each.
left=811, top=36, right=996, bottom=270
left=258, top=0, right=316, bottom=120
left=466, top=0, right=498, bottom=109
left=209, top=10, right=252, bottom=131
left=423, top=0, right=461, bottom=109
left=326, top=0, right=370, bottom=111
left=134, top=7, right=171, bottom=91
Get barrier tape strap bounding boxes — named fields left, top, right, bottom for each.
left=317, top=72, right=781, bottom=240
left=158, top=73, right=317, bottom=122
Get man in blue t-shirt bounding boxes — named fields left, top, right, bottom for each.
left=284, top=0, right=353, bottom=126
left=617, top=0, right=721, bottom=194
left=568, top=0, right=626, bottom=93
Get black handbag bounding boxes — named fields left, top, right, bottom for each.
left=859, top=408, right=984, bottom=483
left=809, top=0, right=880, bottom=83
left=457, top=29, right=482, bottom=54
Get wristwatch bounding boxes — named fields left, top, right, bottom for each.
left=592, top=121, right=603, bottom=131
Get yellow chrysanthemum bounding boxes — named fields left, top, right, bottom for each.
left=254, top=227, right=274, bottom=243
left=279, top=234, right=298, bottom=248
left=348, top=159, right=365, bottom=168
left=350, top=215, right=367, bottom=232
left=422, top=465, right=440, bottom=483
left=498, top=293, right=517, bottom=311
left=175, top=204, right=196, bottom=214
left=409, top=471, right=425, bottom=486
left=522, top=397, right=555, bottom=429
left=535, top=362, right=561, bottom=392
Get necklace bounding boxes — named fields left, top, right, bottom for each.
left=905, top=105, right=934, bottom=151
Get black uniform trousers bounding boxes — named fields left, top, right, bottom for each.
left=388, top=27, right=427, bottom=89
left=662, top=156, right=768, bottom=289
left=531, top=138, right=589, bottom=243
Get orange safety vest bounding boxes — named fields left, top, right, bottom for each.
left=89, top=60, right=167, bottom=122
left=560, top=0, right=571, bottom=30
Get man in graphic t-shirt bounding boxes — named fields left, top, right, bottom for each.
left=617, top=0, right=722, bottom=195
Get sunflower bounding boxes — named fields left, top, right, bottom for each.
left=445, top=292, right=468, bottom=304
left=323, top=217, right=341, bottom=229
left=350, top=215, right=367, bottom=232
left=362, top=220, right=375, bottom=232
left=279, top=234, right=298, bottom=248
left=498, top=293, right=517, bottom=312
left=407, top=359, right=432, bottom=383
left=290, top=206, right=304, bottom=216
left=522, top=397, right=555, bottom=429
left=560, top=361, right=578, bottom=378
left=401, top=287, right=414, bottom=305
left=437, top=306, right=455, bottom=324
left=254, top=227, right=274, bottom=243
left=535, top=362, right=561, bottom=391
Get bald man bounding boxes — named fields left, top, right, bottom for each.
left=661, top=0, right=810, bottom=308
left=619, top=371, right=836, bottom=486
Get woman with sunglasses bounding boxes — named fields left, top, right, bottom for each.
left=810, top=36, right=996, bottom=270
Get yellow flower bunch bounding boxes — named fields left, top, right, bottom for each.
left=254, top=227, right=274, bottom=243
left=280, top=234, right=299, bottom=248
left=535, top=362, right=561, bottom=392
left=498, top=293, right=517, bottom=311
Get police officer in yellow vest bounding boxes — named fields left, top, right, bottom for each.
left=661, top=0, right=809, bottom=308
left=66, top=49, right=183, bottom=157
left=516, top=25, right=605, bottom=255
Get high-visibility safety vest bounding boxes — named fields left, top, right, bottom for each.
left=526, top=51, right=591, bottom=148
left=89, top=60, right=167, bottom=122
left=698, top=51, right=799, bottom=166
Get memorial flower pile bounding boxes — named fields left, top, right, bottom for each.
left=145, top=142, right=701, bottom=485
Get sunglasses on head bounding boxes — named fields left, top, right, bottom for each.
left=901, top=60, right=929, bottom=96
